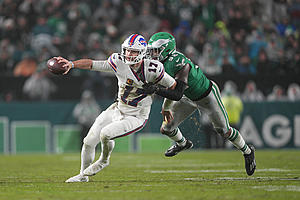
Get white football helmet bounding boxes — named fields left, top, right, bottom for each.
left=121, top=34, right=147, bottom=65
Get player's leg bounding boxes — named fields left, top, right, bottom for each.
left=197, top=81, right=256, bottom=175
left=83, top=115, right=147, bottom=176
left=161, top=96, right=196, bottom=156
left=65, top=104, right=116, bottom=182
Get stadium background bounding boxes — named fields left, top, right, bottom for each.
left=0, top=0, right=300, bottom=154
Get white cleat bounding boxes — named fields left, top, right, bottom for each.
left=83, top=161, right=109, bottom=176
left=65, top=174, right=89, bottom=183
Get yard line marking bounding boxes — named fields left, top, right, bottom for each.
left=184, top=177, right=300, bottom=181
left=258, top=168, right=292, bottom=172
left=252, top=185, right=300, bottom=192
left=146, top=168, right=295, bottom=174
left=146, top=170, right=243, bottom=173
left=137, top=163, right=234, bottom=168
left=62, top=156, right=80, bottom=161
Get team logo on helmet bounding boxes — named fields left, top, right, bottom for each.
left=139, top=38, right=147, bottom=47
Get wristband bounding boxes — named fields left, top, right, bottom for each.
left=69, top=61, right=74, bottom=68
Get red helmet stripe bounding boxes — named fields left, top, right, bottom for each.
left=129, top=34, right=139, bottom=46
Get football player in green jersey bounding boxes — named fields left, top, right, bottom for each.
left=144, top=32, right=256, bottom=176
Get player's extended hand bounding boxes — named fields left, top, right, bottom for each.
left=142, top=82, right=159, bottom=95
left=162, top=109, right=173, bottom=123
left=54, top=56, right=72, bottom=75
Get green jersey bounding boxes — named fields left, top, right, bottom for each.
left=162, top=51, right=211, bottom=100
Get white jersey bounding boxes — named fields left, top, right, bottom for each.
left=92, top=53, right=175, bottom=119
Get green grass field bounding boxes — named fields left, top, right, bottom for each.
left=0, top=150, right=300, bottom=200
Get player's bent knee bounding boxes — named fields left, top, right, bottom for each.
left=215, top=127, right=229, bottom=138
left=83, top=133, right=99, bottom=147
left=83, top=137, right=96, bottom=148
left=82, top=143, right=92, bottom=150
left=100, top=131, right=111, bottom=142
left=160, top=127, right=175, bottom=137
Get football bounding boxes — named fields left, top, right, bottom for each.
left=47, top=57, right=67, bottom=75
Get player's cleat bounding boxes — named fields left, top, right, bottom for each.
left=165, top=140, right=193, bottom=157
left=243, top=144, right=256, bottom=176
left=65, top=174, right=89, bottom=183
left=83, top=161, right=109, bottom=176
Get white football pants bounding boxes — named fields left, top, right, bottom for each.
left=84, top=102, right=147, bottom=147
left=80, top=102, right=147, bottom=173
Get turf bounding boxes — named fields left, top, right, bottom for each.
left=0, top=150, right=300, bottom=200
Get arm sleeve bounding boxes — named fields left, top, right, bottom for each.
left=155, top=79, right=187, bottom=101
left=91, top=60, right=113, bottom=72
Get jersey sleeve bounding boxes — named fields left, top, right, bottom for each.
left=92, top=53, right=120, bottom=72
left=107, top=53, right=121, bottom=72
left=159, top=72, right=176, bottom=88
left=148, top=60, right=176, bottom=88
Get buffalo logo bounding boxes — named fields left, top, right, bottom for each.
left=126, top=79, right=133, bottom=85
left=139, top=38, right=147, bottom=47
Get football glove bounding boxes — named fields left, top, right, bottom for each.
left=142, top=82, right=159, bottom=95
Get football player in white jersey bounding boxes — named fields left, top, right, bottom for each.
left=57, top=34, right=177, bottom=182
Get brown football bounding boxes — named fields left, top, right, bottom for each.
left=47, top=57, right=67, bottom=75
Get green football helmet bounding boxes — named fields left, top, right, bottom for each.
left=147, top=32, right=176, bottom=61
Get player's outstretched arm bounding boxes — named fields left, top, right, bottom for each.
left=55, top=56, right=93, bottom=74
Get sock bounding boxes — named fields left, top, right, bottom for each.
left=169, top=128, right=186, bottom=147
left=228, top=127, right=251, bottom=154
left=99, top=140, right=115, bottom=163
left=80, top=144, right=95, bottom=174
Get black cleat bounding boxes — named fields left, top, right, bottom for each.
left=165, top=140, right=193, bottom=157
left=244, top=144, right=256, bottom=176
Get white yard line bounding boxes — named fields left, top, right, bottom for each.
left=252, top=185, right=300, bottom=192
left=184, top=177, right=300, bottom=181
left=137, top=163, right=235, bottom=168
left=146, top=168, right=296, bottom=174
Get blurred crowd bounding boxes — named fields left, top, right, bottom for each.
left=0, top=0, right=300, bottom=101
left=222, top=80, right=300, bottom=101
